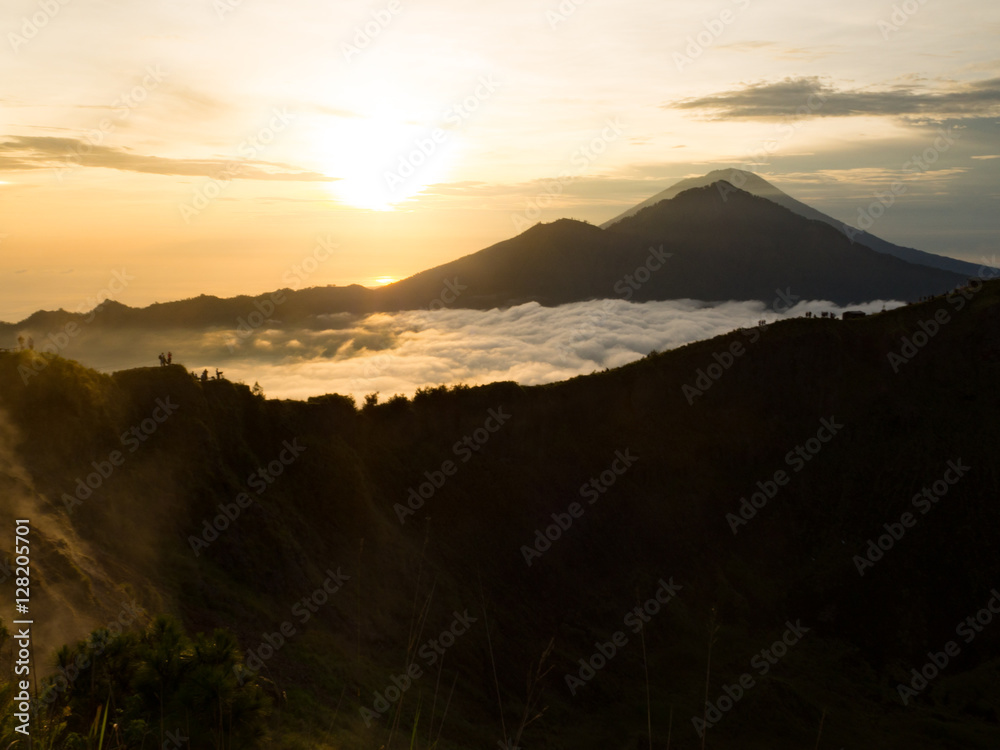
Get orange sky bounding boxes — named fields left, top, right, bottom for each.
left=2, top=0, right=999, bottom=321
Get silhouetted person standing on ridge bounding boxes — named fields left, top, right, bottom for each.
left=201, top=369, right=208, bottom=383
left=158, top=353, right=166, bottom=367
left=167, top=351, right=172, bottom=365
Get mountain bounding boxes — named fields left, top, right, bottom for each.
left=377, top=217, right=644, bottom=308
left=376, top=182, right=965, bottom=308
left=597, top=182, right=966, bottom=304
left=601, top=169, right=981, bottom=276
left=4, top=286, right=381, bottom=330
left=2, top=280, right=1000, bottom=748
left=0, top=181, right=970, bottom=337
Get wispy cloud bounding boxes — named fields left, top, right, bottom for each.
left=0, top=136, right=331, bottom=181
left=670, top=77, right=1000, bottom=120
left=773, top=167, right=969, bottom=186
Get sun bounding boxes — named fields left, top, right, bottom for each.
left=311, top=102, right=458, bottom=211
left=373, top=276, right=398, bottom=286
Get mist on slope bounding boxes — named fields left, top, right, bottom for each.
left=10, top=298, right=902, bottom=401
left=0, top=409, right=144, bottom=672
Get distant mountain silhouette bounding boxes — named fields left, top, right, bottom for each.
left=597, top=182, right=966, bottom=304
left=0, top=179, right=971, bottom=333
left=602, top=169, right=980, bottom=276
left=374, top=181, right=966, bottom=308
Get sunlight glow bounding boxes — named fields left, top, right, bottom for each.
left=313, top=98, right=459, bottom=211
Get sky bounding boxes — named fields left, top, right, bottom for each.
left=1, top=0, right=999, bottom=322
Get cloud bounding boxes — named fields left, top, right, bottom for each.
left=770, top=166, right=969, bottom=187
left=26, top=298, right=903, bottom=403
left=670, top=77, right=1000, bottom=120
left=424, top=172, right=693, bottom=209
left=0, top=136, right=332, bottom=181
left=715, top=42, right=841, bottom=62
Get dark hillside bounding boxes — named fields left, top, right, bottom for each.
left=1, top=279, right=999, bottom=748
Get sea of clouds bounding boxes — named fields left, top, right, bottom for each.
left=38, top=297, right=901, bottom=402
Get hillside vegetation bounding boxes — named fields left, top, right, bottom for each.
left=1, top=280, right=999, bottom=748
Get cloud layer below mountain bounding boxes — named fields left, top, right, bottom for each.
left=31, top=298, right=901, bottom=402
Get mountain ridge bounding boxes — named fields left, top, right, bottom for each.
left=0, top=180, right=972, bottom=335
left=601, top=169, right=980, bottom=276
